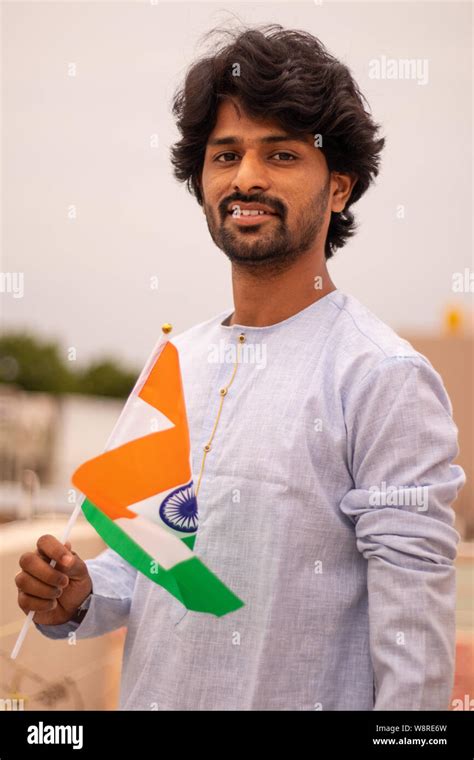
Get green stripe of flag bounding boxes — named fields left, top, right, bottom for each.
left=82, top=498, right=244, bottom=617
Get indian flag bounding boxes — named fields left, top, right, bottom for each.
left=71, top=330, right=244, bottom=617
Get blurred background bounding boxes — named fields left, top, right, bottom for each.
left=1, top=0, right=472, bottom=710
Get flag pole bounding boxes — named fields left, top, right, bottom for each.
left=10, top=324, right=173, bottom=661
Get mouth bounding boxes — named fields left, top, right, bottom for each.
left=227, top=213, right=276, bottom=226
left=226, top=204, right=278, bottom=225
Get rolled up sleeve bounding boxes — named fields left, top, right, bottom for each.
left=34, top=547, right=138, bottom=641
left=339, top=355, right=465, bottom=710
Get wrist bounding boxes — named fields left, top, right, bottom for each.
left=69, top=589, right=92, bottom=624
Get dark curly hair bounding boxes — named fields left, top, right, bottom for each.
left=170, top=24, right=385, bottom=259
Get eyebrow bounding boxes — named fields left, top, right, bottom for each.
left=208, top=134, right=309, bottom=147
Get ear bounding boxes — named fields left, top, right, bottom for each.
left=330, top=172, right=358, bottom=213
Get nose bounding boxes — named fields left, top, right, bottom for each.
left=231, top=152, right=271, bottom=195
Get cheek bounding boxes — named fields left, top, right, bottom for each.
left=201, top=166, right=222, bottom=199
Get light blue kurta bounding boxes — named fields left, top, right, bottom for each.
left=36, top=289, right=465, bottom=710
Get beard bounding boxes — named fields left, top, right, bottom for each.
left=202, top=178, right=331, bottom=275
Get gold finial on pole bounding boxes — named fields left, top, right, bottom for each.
left=162, top=323, right=173, bottom=335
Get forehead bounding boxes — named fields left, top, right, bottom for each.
left=207, top=98, right=313, bottom=146
left=210, top=99, right=278, bottom=133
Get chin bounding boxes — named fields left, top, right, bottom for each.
left=224, top=248, right=285, bottom=265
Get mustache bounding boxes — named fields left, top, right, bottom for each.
left=219, top=194, right=286, bottom=220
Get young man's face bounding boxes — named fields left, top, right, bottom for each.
left=200, top=98, right=354, bottom=272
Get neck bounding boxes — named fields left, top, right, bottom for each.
left=227, top=251, right=336, bottom=327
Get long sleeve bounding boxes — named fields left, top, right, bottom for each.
left=34, top=546, right=138, bottom=640
left=339, top=355, right=465, bottom=710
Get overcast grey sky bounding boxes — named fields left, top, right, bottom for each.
left=2, top=1, right=472, bottom=370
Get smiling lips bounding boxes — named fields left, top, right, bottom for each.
left=227, top=202, right=278, bottom=224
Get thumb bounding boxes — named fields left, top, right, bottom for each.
left=56, top=543, right=86, bottom=578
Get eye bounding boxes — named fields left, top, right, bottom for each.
left=272, top=152, right=297, bottom=161
left=215, top=152, right=239, bottom=162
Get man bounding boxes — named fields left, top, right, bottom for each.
left=17, top=25, right=465, bottom=710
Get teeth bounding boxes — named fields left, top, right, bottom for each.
left=231, top=207, right=270, bottom=216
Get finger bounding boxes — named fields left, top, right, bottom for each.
left=19, top=553, right=70, bottom=588
left=18, top=591, right=58, bottom=613
left=36, top=546, right=73, bottom=574
left=36, top=534, right=75, bottom=567
left=36, top=542, right=81, bottom=577
left=38, top=549, right=83, bottom=580
left=15, top=572, right=63, bottom=600
left=48, top=549, right=83, bottom=579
